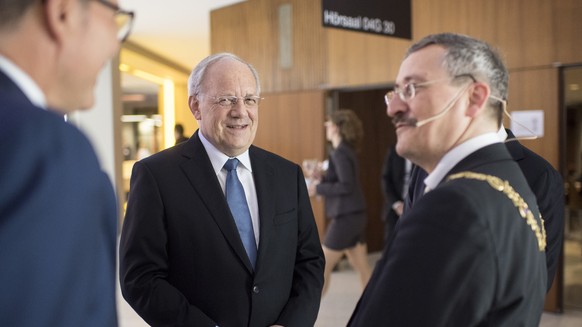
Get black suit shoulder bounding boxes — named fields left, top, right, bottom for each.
left=505, top=137, right=564, bottom=290
left=506, top=139, right=557, bottom=182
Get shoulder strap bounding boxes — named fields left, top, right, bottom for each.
left=447, top=171, right=546, bottom=251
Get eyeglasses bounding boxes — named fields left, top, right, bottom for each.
left=209, top=95, right=263, bottom=108
left=92, top=0, right=135, bottom=42
left=384, top=74, right=476, bottom=106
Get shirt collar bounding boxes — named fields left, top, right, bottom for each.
left=497, top=126, right=508, bottom=141
left=424, top=132, right=501, bottom=191
left=0, top=55, right=47, bottom=109
left=198, top=131, right=253, bottom=174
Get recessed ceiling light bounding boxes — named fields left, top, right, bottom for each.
left=122, top=94, right=146, bottom=102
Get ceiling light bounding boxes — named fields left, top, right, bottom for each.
left=122, top=94, right=146, bottom=102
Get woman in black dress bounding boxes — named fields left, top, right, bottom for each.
left=308, top=109, right=371, bottom=296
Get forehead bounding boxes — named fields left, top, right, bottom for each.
left=203, top=59, right=256, bottom=91
left=397, top=45, right=448, bottom=83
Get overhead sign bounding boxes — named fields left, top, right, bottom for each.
left=322, top=0, right=411, bottom=40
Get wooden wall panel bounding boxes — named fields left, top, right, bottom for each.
left=326, top=0, right=582, bottom=86
left=211, top=0, right=582, bottom=88
left=254, top=90, right=325, bottom=163
left=506, top=68, right=560, bottom=168
left=326, top=30, right=410, bottom=87
left=253, top=90, right=327, bottom=239
left=495, top=0, right=554, bottom=69
left=210, top=2, right=271, bottom=85
left=211, top=0, right=326, bottom=93
left=554, top=0, right=582, bottom=64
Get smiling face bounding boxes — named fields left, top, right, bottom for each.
left=387, top=45, right=473, bottom=171
left=189, top=58, right=259, bottom=157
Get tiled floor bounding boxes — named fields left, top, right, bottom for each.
left=117, top=251, right=582, bottom=326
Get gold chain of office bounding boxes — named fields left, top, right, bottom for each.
left=447, top=171, right=547, bottom=251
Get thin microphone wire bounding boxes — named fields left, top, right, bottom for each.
left=414, top=86, right=469, bottom=127
left=491, top=95, right=539, bottom=142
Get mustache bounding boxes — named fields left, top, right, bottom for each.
left=392, top=113, right=417, bottom=127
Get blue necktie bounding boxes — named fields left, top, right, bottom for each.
left=224, top=158, right=257, bottom=269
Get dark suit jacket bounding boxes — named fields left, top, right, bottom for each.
left=405, top=129, right=564, bottom=290
left=349, top=143, right=546, bottom=326
left=119, top=131, right=324, bottom=327
left=0, top=71, right=118, bottom=326
left=380, top=146, right=406, bottom=238
left=175, top=135, right=189, bottom=145
left=316, top=142, right=366, bottom=218
left=504, top=129, right=564, bottom=289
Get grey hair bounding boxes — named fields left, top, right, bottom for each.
left=187, top=52, right=261, bottom=97
left=406, top=33, right=508, bottom=114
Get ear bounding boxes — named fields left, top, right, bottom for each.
left=189, top=96, right=202, bottom=120
left=42, top=0, right=74, bottom=44
left=466, top=82, right=490, bottom=118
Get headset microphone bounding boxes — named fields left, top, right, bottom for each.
left=414, top=101, right=455, bottom=127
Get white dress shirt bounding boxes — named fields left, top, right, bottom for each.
left=198, top=131, right=260, bottom=247
left=0, top=55, right=47, bottom=109
left=424, top=133, right=501, bottom=192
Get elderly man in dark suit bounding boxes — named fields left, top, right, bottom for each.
left=406, top=127, right=564, bottom=292
left=119, top=53, right=325, bottom=327
left=348, top=33, right=546, bottom=326
left=0, top=0, right=134, bottom=325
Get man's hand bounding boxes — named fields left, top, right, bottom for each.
left=392, top=200, right=404, bottom=216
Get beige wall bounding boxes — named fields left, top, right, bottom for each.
left=253, top=90, right=328, bottom=240
left=211, top=0, right=327, bottom=93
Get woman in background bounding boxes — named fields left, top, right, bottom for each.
left=308, top=109, right=371, bottom=296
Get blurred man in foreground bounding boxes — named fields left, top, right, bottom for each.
left=0, top=0, right=134, bottom=325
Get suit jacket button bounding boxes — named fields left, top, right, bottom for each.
left=252, top=285, right=260, bottom=294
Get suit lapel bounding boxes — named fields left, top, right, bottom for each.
left=179, top=132, right=254, bottom=273
left=249, top=146, right=276, bottom=268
